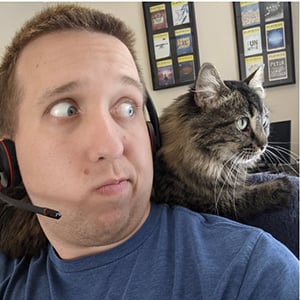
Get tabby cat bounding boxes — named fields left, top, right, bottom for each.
left=153, top=62, right=292, bottom=220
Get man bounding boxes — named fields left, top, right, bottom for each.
left=0, top=4, right=298, bottom=299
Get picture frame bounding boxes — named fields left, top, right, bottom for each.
left=143, top=2, right=200, bottom=90
left=233, top=2, right=295, bottom=88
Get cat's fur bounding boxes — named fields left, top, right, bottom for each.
left=0, top=185, right=47, bottom=258
left=153, top=62, right=292, bottom=220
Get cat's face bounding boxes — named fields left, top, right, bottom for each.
left=192, top=63, right=269, bottom=167
left=194, top=85, right=269, bottom=166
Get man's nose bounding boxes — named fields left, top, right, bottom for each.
left=84, top=113, right=124, bottom=162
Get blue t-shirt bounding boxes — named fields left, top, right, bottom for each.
left=0, top=203, right=298, bottom=299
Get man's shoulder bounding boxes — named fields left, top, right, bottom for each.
left=156, top=203, right=296, bottom=260
left=161, top=203, right=263, bottom=234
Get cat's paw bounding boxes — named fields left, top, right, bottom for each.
left=271, top=176, right=298, bottom=207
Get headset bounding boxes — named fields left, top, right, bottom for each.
left=145, top=90, right=161, bottom=154
left=0, top=92, right=161, bottom=220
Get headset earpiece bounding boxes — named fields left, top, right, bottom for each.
left=145, top=90, right=161, bottom=154
left=0, top=139, right=22, bottom=189
left=147, top=121, right=156, bottom=154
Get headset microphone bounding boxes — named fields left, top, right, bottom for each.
left=0, top=192, right=61, bottom=219
left=0, top=139, right=61, bottom=219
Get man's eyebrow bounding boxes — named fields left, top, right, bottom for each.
left=39, top=81, right=80, bottom=102
left=38, top=76, right=144, bottom=104
left=120, top=75, right=144, bottom=92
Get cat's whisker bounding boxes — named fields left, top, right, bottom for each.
left=263, top=150, right=287, bottom=172
left=263, top=150, right=279, bottom=165
left=266, top=145, right=298, bottom=167
left=231, top=161, right=240, bottom=219
left=267, top=144, right=299, bottom=163
left=213, top=160, right=231, bottom=214
left=220, top=154, right=238, bottom=180
left=214, top=153, right=242, bottom=214
left=214, top=158, right=232, bottom=214
left=231, top=153, right=250, bottom=218
left=268, top=141, right=299, bottom=146
left=263, top=148, right=299, bottom=176
left=215, top=154, right=235, bottom=184
left=242, top=147, right=262, bottom=165
left=267, top=144, right=288, bottom=157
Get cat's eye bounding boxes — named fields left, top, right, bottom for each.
left=49, top=101, right=78, bottom=118
left=236, top=117, right=249, bottom=131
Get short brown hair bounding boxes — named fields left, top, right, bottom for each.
left=0, top=3, right=141, bottom=138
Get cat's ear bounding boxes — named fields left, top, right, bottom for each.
left=194, top=63, right=230, bottom=108
left=244, top=64, right=265, bottom=99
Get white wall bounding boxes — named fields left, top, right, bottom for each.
left=0, top=2, right=298, bottom=157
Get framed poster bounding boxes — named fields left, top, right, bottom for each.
left=143, top=2, right=200, bottom=90
left=233, top=2, right=295, bottom=88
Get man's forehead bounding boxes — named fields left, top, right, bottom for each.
left=17, top=30, right=135, bottom=67
left=15, top=30, right=140, bottom=91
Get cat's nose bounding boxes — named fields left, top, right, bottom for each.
left=255, top=134, right=267, bottom=152
left=259, top=144, right=267, bottom=152
left=255, top=141, right=267, bottom=153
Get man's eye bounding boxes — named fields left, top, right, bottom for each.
left=49, top=102, right=78, bottom=117
left=118, top=102, right=136, bottom=118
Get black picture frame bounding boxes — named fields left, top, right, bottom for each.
left=143, top=2, right=200, bottom=90
left=233, top=2, right=295, bottom=88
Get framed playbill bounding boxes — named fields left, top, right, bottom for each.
left=233, top=2, right=295, bottom=88
left=143, top=2, right=200, bottom=90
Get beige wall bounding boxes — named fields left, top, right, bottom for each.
left=0, top=2, right=298, bottom=157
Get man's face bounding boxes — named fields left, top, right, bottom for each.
left=13, top=30, right=153, bottom=259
